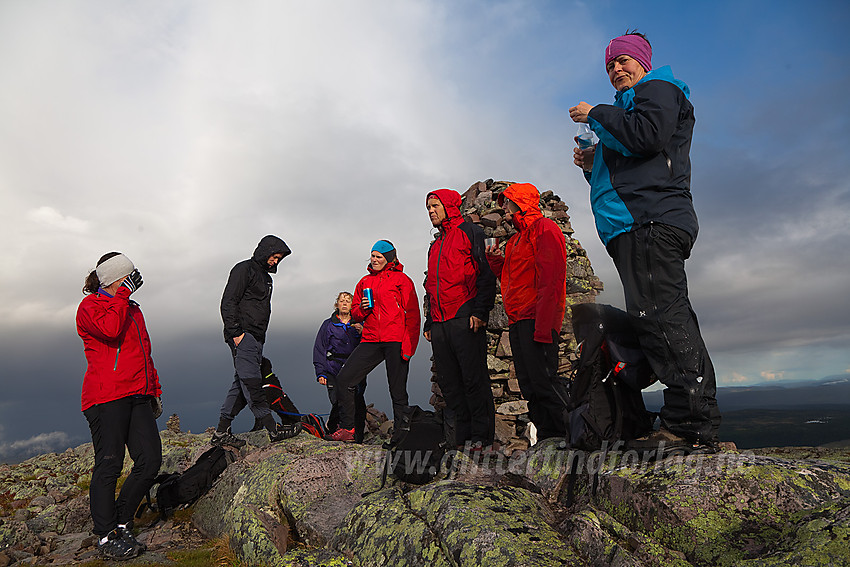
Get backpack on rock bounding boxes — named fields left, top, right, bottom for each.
left=140, top=446, right=237, bottom=521
left=364, top=405, right=446, bottom=495
left=566, top=303, right=656, bottom=451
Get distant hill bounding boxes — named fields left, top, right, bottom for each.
left=643, top=376, right=850, bottom=449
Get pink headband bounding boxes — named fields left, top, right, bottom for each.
left=605, top=35, right=652, bottom=73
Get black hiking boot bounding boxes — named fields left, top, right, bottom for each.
left=628, top=428, right=718, bottom=457
left=97, top=528, right=138, bottom=561
left=211, top=427, right=246, bottom=448
left=269, top=422, right=301, bottom=442
left=118, top=523, right=146, bottom=555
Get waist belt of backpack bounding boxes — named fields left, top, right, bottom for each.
left=326, top=351, right=350, bottom=361
left=361, top=441, right=394, bottom=497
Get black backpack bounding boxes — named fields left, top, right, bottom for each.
left=365, top=406, right=446, bottom=495
left=261, top=357, right=302, bottom=426
left=300, top=413, right=330, bottom=439
left=148, top=446, right=236, bottom=520
left=566, top=303, right=656, bottom=451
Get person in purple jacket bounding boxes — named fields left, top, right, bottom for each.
left=313, top=292, right=366, bottom=441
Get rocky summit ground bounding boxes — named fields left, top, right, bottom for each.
left=2, top=425, right=850, bottom=566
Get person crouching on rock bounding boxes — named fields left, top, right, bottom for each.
left=76, top=252, right=163, bottom=561
left=313, top=291, right=366, bottom=439
left=327, top=241, right=421, bottom=442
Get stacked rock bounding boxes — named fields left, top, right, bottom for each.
left=427, top=179, right=603, bottom=455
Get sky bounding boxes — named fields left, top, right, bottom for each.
left=1, top=0, right=848, bottom=463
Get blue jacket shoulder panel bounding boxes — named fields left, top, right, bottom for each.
left=584, top=65, right=698, bottom=245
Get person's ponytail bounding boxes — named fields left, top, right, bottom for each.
left=82, top=251, right=122, bottom=295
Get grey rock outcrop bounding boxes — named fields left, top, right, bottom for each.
left=2, top=429, right=850, bottom=566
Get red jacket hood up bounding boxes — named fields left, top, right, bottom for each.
left=498, top=183, right=543, bottom=231
left=427, top=188, right=463, bottom=226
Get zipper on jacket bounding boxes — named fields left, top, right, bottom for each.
left=132, top=315, right=151, bottom=396
left=113, top=345, right=121, bottom=371
left=433, top=237, right=445, bottom=320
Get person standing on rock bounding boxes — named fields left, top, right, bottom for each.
left=76, top=252, right=162, bottom=561
left=212, top=235, right=295, bottom=447
left=313, top=291, right=366, bottom=438
left=423, top=189, right=497, bottom=450
left=486, top=183, right=569, bottom=441
left=328, top=240, right=420, bottom=442
left=569, top=31, right=720, bottom=452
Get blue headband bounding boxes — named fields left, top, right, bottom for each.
left=371, top=240, right=395, bottom=254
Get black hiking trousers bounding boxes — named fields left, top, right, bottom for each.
left=324, top=375, right=367, bottom=440
left=509, top=320, right=568, bottom=440
left=607, top=223, right=721, bottom=443
left=337, top=342, right=409, bottom=431
left=84, top=396, right=162, bottom=536
left=430, top=316, right=495, bottom=445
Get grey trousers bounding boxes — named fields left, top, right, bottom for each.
left=218, top=333, right=275, bottom=432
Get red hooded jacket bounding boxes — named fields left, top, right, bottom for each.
left=351, top=260, right=421, bottom=360
left=487, top=183, right=567, bottom=343
left=424, top=189, right=496, bottom=329
left=76, top=287, right=162, bottom=411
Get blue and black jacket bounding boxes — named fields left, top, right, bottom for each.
left=585, top=66, right=698, bottom=246
left=313, top=314, right=362, bottom=380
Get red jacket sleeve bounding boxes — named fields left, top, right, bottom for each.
left=400, top=275, right=421, bottom=360
left=78, top=287, right=133, bottom=341
left=532, top=220, right=567, bottom=343
left=487, top=253, right=505, bottom=279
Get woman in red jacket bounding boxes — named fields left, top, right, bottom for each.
left=76, top=252, right=162, bottom=561
left=328, top=240, right=420, bottom=442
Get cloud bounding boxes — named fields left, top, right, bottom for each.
left=759, top=371, right=785, bottom=382
left=0, top=431, right=71, bottom=463
left=723, top=372, right=750, bottom=385
left=0, top=1, right=847, bottom=456
left=26, top=206, right=90, bottom=233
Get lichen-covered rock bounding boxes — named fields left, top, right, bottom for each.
left=3, top=423, right=850, bottom=567
left=736, top=496, right=850, bottom=566
left=192, top=431, right=386, bottom=566
left=332, top=482, right=582, bottom=566
left=560, top=508, right=691, bottom=567
left=578, top=451, right=850, bottom=566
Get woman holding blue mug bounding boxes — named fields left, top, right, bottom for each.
left=327, top=241, right=420, bottom=442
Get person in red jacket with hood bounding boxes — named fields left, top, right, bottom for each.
left=486, top=183, right=569, bottom=441
left=328, top=240, right=420, bottom=442
left=76, top=252, right=162, bottom=561
left=424, top=189, right=496, bottom=449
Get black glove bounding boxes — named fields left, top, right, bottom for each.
left=151, top=396, right=163, bottom=419
left=121, top=269, right=144, bottom=293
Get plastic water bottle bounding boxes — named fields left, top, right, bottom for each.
left=576, top=123, right=596, bottom=149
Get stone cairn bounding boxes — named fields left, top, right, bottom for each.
left=427, top=179, right=603, bottom=455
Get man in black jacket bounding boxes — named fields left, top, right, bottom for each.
left=212, top=235, right=292, bottom=446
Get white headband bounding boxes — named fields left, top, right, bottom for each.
left=95, top=254, right=135, bottom=287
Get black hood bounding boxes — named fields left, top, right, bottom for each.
left=252, top=235, right=291, bottom=273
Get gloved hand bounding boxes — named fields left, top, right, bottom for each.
left=120, top=269, right=144, bottom=293
left=150, top=396, right=163, bottom=419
